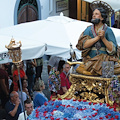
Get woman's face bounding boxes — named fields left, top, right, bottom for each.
left=92, top=9, right=103, bottom=21
left=40, top=83, right=45, bottom=91
left=23, top=79, right=28, bottom=88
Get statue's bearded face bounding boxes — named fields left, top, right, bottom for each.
left=91, top=9, right=104, bottom=24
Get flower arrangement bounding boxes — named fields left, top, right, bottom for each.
left=108, top=75, right=120, bottom=110
left=48, top=67, right=61, bottom=93
left=27, top=99, right=120, bottom=120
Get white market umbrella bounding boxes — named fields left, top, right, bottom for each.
left=83, top=0, right=120, bottom=11
left=0, top=35, right=46, bottom=64
left=0, top=15, right=120, bottom=62
left=0, top=15, right=92, bottom=60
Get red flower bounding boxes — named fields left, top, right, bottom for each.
left=92, top=114, right=95, bottom=117
left=73, top=99, right=76, bottom=101
left=83, top=100, right=87, bottom=102
left=44, top=102, right=48, bottom=106
left=84, top=116, right=87, bottom=118
left=56, top=118, right=60, bottom=120
left=94, top=113, right=97, bottom=115
left=99, top=117, right=103, bottom=119
left=108, top=113, right=111, bottom=116
left=99, top=103, right=103, bottom=105
left=65, top=98, right=71, bottom=100
left=93, top=102, right=97, bottom=105
left=66, top=105, right=70, bottom=108
left=56, top=105, right=59, bottom=108
left=64, top=118, right=67, bottom=120
left=109, top=106, right=113, bottom=109
left=61, top=105, right=65, bottom=107
left=115, top=115, right=119, bottom=119
left=43, top=113, right=46, bottom=116
left=92, top=113, right=97, bottom=117
left=76, top=107, right=79, bottom=110
left=92, top=108, right=95, bottom=111
left=58, top=98, right=62, bottom=100
left=89, top=102, right=92, bottom=105
left=83, top=108, right=87, bottom=110
left=35, top=113, right=39, bottom=118
left=52, top=99, right=55, bottom=101
left=105, top=115, right=109, bottom=118
left=78, top=99, right=81, bottom=102
left=106, top=103, right=110, bottom=107
left=53, top=109, right=57, bottom=112
left=113, top=108, right=116, bottom=112
left=50, top=116, right=54, bottom=120
left=80, top=108, right=83, bottom=111
left=89, top=116, right=92, bottom=118
left=52, top=103, right=54, bottom=105
left=44, top=111, right=47, bottom=113
left=110, top=118, right=114, bottom=120
left=51, top=112, right=54, bottom=115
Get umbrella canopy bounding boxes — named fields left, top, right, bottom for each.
left=0, top=35, right=46, bottom=64
left=0, top=15, right=92, bottom=60
left=0, top=15, right=120, bottom=63
left=83, top=0, right=120, bottom=11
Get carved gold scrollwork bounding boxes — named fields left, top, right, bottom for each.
left=57, top=73, right=112, bottom=104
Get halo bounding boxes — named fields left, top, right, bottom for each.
left=90, top=0, right=114, bottom=17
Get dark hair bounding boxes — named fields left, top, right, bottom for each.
left=24, top=98, right=32, bottom=105
left=93, top=7, right=107, bottom=24
left=57, top=60, right=65, bottom=72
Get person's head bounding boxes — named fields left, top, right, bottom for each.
left=91, top=7, right=107, bottom=24
left=0, top=63, right=9, bottom=70
left=20, top=61, right=24, bottom=69
left=115, top=20, right=118, bottom=24
left=58, top=60, right=65, bottom=73
left=33, top=80, right=45, bottom=91
left=63, top=63, right=70, bottom=73
left=10, top=91, right=19, bottom=104
left=18, top=79, right=28, bottom=90
left=24, top=99, right=33, bottom=115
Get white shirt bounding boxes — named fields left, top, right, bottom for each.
left=18, top=111, right=28, bottom=120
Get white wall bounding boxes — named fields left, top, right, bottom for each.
left=40, top=0, right=49, bottom=20
left=0, top=0, right=16, bottom=28
left=0, top=0, right=69, bottom=29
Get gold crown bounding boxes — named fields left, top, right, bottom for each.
left=90, top=0, right=114, bottom=17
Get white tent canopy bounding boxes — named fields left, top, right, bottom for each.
left=0, top=35, right=46, bottom=64
left=0, top=15, right=91, bottom=61
left=83, top=0, right=120, bottom=11
left=0, top=15, right=120, bottom=64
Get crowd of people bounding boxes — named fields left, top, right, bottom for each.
left=0, top=55, right=72, bottom=120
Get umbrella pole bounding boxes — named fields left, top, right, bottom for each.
left=17, top=66, right=26, bottom=120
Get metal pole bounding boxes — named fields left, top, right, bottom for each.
left=17, top=65, right=26, bottom=120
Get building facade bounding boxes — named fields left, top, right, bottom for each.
left=0, top=0, right=69, bottom=28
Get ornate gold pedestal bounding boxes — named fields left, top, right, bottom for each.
left=58, top=74, right=114, bottom=104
